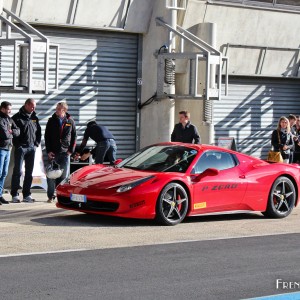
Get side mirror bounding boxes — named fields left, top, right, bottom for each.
left=114, top=158, right=123, bottom=165
left=193, top=168, right=219, bottom=182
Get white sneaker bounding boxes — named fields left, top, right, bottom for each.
left=23, top=195, right=35, bottom=203
left=11, top=196, right=21, bottom=203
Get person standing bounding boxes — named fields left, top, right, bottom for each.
left=293, top=115, right=300, bottom=163
left=271, top=116, right=294, bottom=164
left=11, top=98, right=41, bottom=203
left=0, top=101, right=20, bottom=205
left=45, top=102, right=76, bottom=203
left=171, top=110, right=200, bottom=144
left=75, top=121, right=117, bottom=165
left=287, top=114, right=297, bottom=163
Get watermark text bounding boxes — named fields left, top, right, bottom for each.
left=276, top=279, right=300, bottom=290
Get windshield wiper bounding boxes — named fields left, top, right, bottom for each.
left=123, top=166, right=140, bottom=170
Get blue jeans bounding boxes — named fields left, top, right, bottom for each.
left=47, top=152, right=70, bottom=199
left=96, top=139, right=117, bottom=164
left=11, top=146, right=36, bottom=198
left=0, top=149, right=10, bottom=197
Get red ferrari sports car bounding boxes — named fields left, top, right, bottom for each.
left=56, top=143, right=300, bottom=225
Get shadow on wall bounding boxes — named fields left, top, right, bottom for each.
left=3, top=25, right=138, bottom=192
left=32, top=28, right=138, bottom=162
left=214, top=79, right=300, bottom=159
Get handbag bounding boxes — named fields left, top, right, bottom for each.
left=267, top=150, right=283, bottom=163
left=267, top=131, right=284, bottom=163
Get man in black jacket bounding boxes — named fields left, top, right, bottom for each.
left=0, top=101, right=20, bottom=204
left=171, top=110, right=200, bottom=144
left=45, top=102, right=77, bottom=203
left=11, top=98, right=41, bottom=203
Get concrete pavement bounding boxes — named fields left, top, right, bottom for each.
left=1, top=190, right=300, bottom=256
left=1, top=189, right=49, bottom=203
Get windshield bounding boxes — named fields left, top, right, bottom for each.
left=118, top=145, right=198, bottom=173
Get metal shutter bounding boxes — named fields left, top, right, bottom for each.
left=214, top=76, right=300, bottom=159
left=1, top=27, right=139, bottom=158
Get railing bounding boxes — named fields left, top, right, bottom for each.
left=0, top=8, right=59, bottom=94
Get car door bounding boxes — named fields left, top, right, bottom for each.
left=191, top=150, right=248, bottom=214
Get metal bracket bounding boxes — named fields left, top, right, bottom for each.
left=0, top=8, right=59, bottom=94
left=155, top=17, right=228, bottom=100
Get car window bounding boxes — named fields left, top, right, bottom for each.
left=192, top=151, right=237, bottom=174
left=118, top=145, right=198, bottom=173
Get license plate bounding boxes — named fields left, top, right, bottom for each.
left=71, top=194, right=87, bottom=203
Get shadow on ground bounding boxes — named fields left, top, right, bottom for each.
left=32, top=213, right=265, bottom=228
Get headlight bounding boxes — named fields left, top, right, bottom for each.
left=117, top=176, right=155, bottom=193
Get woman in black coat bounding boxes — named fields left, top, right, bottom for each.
left=271, top=116, right=294, bottom=164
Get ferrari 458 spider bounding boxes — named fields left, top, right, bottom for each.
left=56, top=143, right=300, bottom=225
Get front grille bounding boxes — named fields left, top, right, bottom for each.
left=57, top=196, right=119, bottom=212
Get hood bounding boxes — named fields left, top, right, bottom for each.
left=71, top=166, right=156, bottom=189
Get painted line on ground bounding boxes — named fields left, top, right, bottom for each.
left=0, top=248, right=88, bottom=258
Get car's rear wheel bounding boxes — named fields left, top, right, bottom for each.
left=263, top=176, right=296, bottom=218
left=156, top=182, right=189, bottom=225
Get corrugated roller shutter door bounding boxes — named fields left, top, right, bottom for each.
left=1, top=27, right=138, bottom=158
left=214, top=77, right=300, bottom=159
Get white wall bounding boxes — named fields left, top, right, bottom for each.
left=3, top=0, right=153, bottom=33
left=139, top=0, right=175, bottom=148
left=2, top=0, right=300, bottom=148
left=184, top=0, right=300, bottom=77
left=140, top=0, right=300, bottom=147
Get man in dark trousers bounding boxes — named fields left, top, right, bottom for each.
left=171, top=110, right=200, bottom=144
left=11, top=98, right=41, bottom=203
left=0, top=101, right=20, bottom=204
left=75, top=121, right=117, bottom=165
left=45, top=101, right=77, bottom=203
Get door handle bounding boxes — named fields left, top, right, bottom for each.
left=239, top=174, right=246, bottom=179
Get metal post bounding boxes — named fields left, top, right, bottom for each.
left=55, top=45, right=59, bottom=90
left=28, top=38, right=33, bottom=93
left=207, top=24, right=217, bottom=145
left=45, top=41, right=49, bottom=94
left=19, top=44, right=28, bottom=87
left=168, top=0, right=177, bottom=95
left=13, top=41, right=17, bottom=89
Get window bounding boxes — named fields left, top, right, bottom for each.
left=192, top=151, right=237, bottom=174
left=211, top=0, right=300, bottom=11
left=277, top=0, right=300, bottom=6
left=118, top=145, right=198, bottom=173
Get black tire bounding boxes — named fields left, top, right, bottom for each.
left=156, top=182, right=189, bottom=225
left=263, top=176, right=296, bottom=218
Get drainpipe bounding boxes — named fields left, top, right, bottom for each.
left=160, top=0, right=177, bottom=142
left=205, top=23, right=217, bottom=145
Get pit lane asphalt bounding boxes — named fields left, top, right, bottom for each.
left=1, top=190, right=300, bottom=255
left=1, top=234, right=300, bottom=300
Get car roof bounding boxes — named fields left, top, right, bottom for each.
left=152, top=142, right=266, bottom=165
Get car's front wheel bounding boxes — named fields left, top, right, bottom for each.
left=156, top=182, right=189, bottom=225
left=263, top=176, right=296, bottom=218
